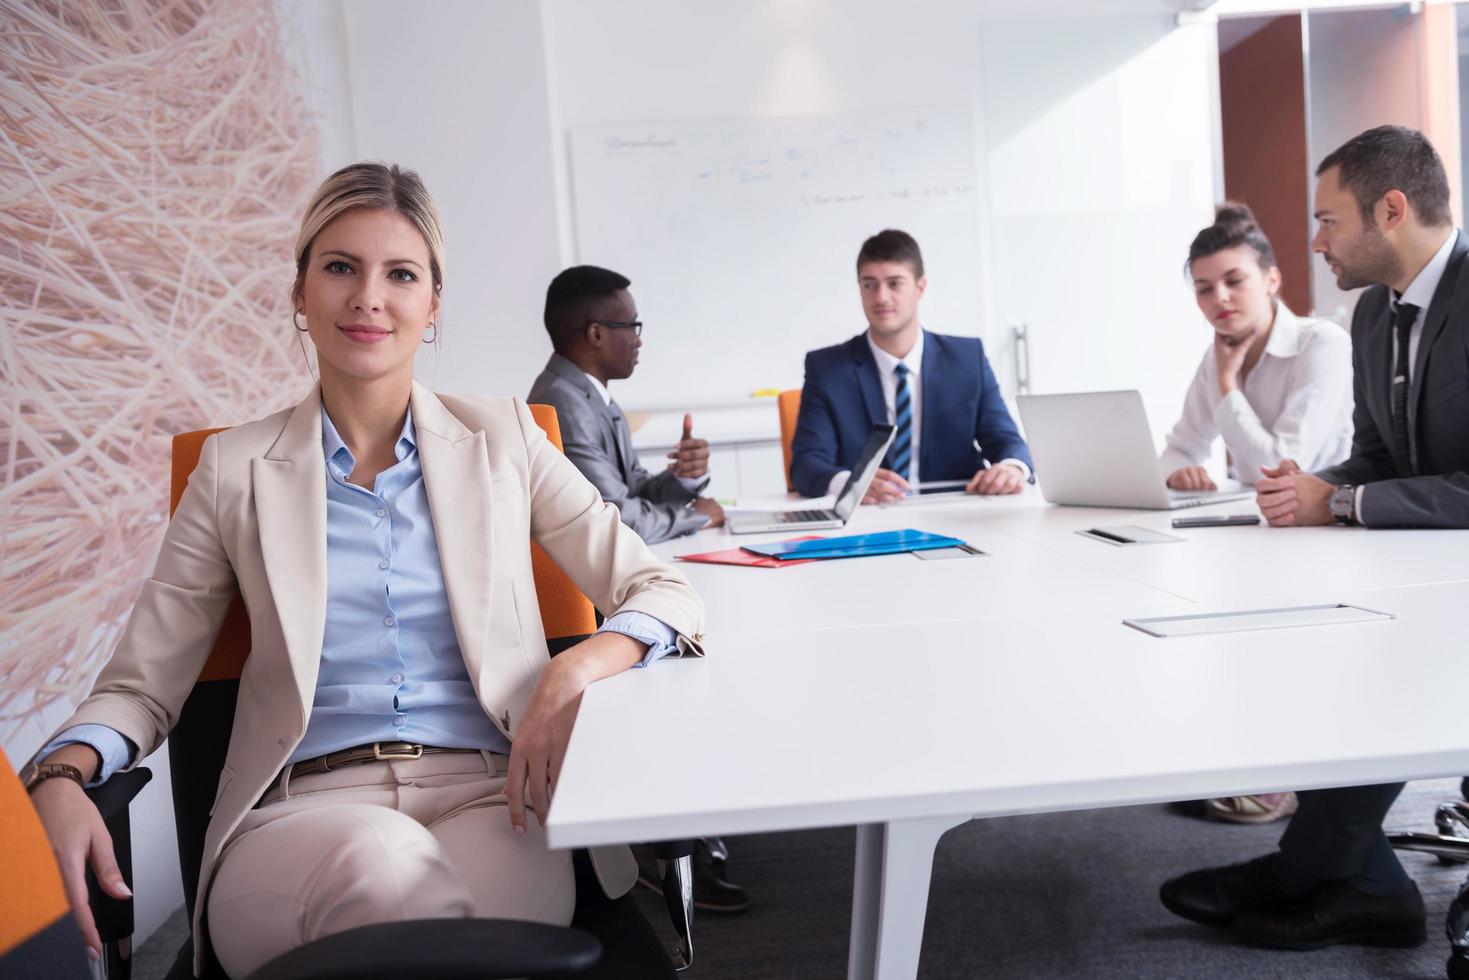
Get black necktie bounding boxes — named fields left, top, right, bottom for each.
left=1389, top=301, right=1419, bottom=476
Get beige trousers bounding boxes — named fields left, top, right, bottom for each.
left=207, top=751, right=575, bottom=979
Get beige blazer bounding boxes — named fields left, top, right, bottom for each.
left=49, top=382, right=706, bottom=972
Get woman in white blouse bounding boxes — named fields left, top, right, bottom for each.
left=1162, top=203, right=1352, bottom=491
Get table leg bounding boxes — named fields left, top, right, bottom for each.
left=847, top=814, right=969, bottom=980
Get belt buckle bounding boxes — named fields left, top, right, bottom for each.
left=373, top=742, right=424, bottom=762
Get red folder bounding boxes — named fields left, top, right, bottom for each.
left=676, top=536, right=825, bottom=568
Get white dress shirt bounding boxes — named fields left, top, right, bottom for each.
left=826, top=330, right=1029, bottom=497
left=1160, top=301, right=1353, bottom=485
left=584, top=371, right=612, bottom=404
left=1392, top=228, right=1457, bottom=387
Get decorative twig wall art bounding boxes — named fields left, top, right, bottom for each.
left=1, top=0, right=321, bottom=736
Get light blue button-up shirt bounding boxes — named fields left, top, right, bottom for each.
left=42, top=406, right=683, bottom=783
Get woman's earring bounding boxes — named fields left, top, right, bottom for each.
left=423, top=322, right=437, bottom=344
left=293, top=311, right=308, bottom=333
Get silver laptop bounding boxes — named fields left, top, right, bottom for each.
left=727, top=424, right=896, bottom=534
left=1016, top=390, right=1254, bottom=510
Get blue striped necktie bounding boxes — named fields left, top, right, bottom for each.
left=890, top=362, right=912, bottom=479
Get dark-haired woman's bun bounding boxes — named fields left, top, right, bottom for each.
left=1186, top=201, right=1276, bottom=270
left=1213, top=201, right=1257, bottom=228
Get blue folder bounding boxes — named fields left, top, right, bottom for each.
left=739, top=529, right=966, bottom=561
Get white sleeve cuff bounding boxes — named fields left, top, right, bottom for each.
left=997, top=458, right=1031, bottom=482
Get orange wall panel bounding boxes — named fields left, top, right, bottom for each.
left=1219, top=17, right=1312, bottom=315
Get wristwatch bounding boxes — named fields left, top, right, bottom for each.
left=1328, top=484, right=1357, bottom=526
left=18, top=760, right=86, bottom=794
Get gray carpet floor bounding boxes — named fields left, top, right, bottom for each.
left=133, top=779, right=1468, bottom=979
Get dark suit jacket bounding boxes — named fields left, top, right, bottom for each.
left=528, top=353, right=708, bottom=543
left=789, top=330, right=1033, bottom=498
left=1316, top=232, right=1469, bottom=527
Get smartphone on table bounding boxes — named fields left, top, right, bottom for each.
left=1170, top=514, right=1261, bottom=529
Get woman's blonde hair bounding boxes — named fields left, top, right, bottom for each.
left=291, top=162, right=445, bottom=305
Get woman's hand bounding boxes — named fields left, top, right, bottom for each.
left=30, top=754, right=131, bottom=960
left=1214, top=330, right=1253, bottom=396
left=505, top=631, right=647, bottom=834
left=1167, top=466, right=1217, bottom=492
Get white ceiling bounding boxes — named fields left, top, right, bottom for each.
left=970, top=0, right=1210, bottom=19
left=959, top=0, right=1425, bottom=22
left=907, top=0, right=1216, bottom=23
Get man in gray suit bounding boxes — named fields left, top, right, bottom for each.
left=1162, top=126, right=1469, bottom=952
left=529, top=265, right=725, bottom=544
left=529, top=266, right=749, bottom=914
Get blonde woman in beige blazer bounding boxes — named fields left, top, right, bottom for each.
left=24, top=164, right=704, bottom=978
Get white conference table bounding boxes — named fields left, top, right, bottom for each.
left=547, top=488, right=1469, bottom=979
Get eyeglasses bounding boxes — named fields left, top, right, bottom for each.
left=588, top=318, right=643, bottom=337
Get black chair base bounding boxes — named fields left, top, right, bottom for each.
left=86, top=766, right=152, bottom=980
left=1391, top=796, right=1469, bottom=979
left=1388, top=831, right=1469, bottom=863
left=651, top=840, right=697, bottom=970
left=242, top=919, right=600, bottom=980
left=1389, top=800, right=1469, bottom=865
left=91, top=679, right=692, bottom=978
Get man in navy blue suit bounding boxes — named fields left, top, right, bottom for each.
left=789, top=229, right=1034, bottom=501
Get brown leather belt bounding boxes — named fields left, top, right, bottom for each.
left=272, top=742, right=480, bottom=790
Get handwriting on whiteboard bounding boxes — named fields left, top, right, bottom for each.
left=800, top=186, right=975, bottom=206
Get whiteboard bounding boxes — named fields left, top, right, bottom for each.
left=569, top=106, right=983, bottom=410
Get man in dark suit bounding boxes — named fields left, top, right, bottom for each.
left=528, top=266, right=724, bottom=544
left=789, top=229, right=1034, bottom=501
left=1162, top=126, right=1469, bottom=952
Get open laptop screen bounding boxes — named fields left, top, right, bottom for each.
left=832, top=424, right=897, bottom=521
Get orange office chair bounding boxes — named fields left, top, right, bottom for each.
left=165, top=405, right=596, bottom=672
left=81, top=404, right=702, bottom=979
left=777, top=389, right=802, bottom=492
left=526, top=405, right=599, bottom=650
left=1, top=745, right=91, bottom=978
left=163, top=411, right=596, bottom=672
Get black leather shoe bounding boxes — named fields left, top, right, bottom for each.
left=634, top=841, right=752, bottom=914
left=1235, top=879, right=1426, bottom=950
left=1160, top=854, right=1295, bottom=927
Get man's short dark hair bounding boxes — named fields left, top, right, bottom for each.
left=1317, top=125, right=1453, bottom=229
left=543, top=265, right=631, bottom=352
left=856, top=229, right=924, bottom=279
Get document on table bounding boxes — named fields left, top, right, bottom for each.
left=677, top=536, right=825, bottom=568
left=741, top=529, right=964, bottom=560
